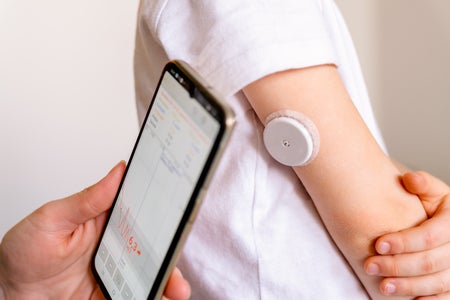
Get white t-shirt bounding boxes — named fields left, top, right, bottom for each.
left=134, top=0, right=384, bottom=298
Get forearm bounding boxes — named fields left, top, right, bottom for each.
left=244, top=65, right=427, bottom=299
left=293, top=134, right=426, bottom=299
left=292, top=104, right=424, bottom=255
left=392, top=159, right=411, bottom=174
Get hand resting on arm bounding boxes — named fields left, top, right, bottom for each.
left=243, top=65, right=427, bottom=300
left=367, top=171, right=450, bottom=298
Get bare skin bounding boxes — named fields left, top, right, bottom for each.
left=0, top=162, right=190, bottom=300
left=243, top=65, right=428, bottom=299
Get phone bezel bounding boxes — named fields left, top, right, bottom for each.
left=91, top=60, right=235, bottom=299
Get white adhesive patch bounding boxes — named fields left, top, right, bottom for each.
left=263, top=110, right=320, bottom=166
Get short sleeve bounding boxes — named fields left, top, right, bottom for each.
left=151, top=0, right=337, bottom=98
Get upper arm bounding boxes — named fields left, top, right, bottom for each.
left=243, top=64, right=427, bottom=299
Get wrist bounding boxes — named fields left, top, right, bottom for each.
left=0, top=273, right=6, bottom=300
left=0, top=256, right=9, bottom=300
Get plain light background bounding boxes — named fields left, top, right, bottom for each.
left=0, top=0, right=140, bottom=237
left=336, top=0, right=450, bottom=182
left=1, top=1, right=449, bottom=238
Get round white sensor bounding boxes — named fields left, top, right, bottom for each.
left=263, top=116, right=315, bottom=166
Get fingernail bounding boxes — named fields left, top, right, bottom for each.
left=377, top=241, right=391, bottom=254
left=383, top=282, right=396, bottom=295
left=366, top=263, right=380, bottom=275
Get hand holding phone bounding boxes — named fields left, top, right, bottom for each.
left=92, top=61, right=235, bottom=300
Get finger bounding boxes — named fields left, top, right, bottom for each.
left=42, top=161, right=126, bottom=229
left=163, top=268, right=191, bottom=300
left=402, top=171, right=450, bottom=218
left=416, top=291, right=450, bottom=300
left=402, top=171, right=450, bottom=203
left=365, top=242, right=450, bottom=277
left=374, top=203, right=450, bottom=255
left=90, top=285, right=106, bottom=300
left=378, top=268, right=450, bottom=297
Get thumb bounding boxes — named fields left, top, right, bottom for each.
left=46, top=161, right=126, bottom=228
left=402, top=171, right=449, bottom=201
left=402, top=171, right=450, bottom=216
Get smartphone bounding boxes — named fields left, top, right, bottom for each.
left=92, top=60, right=235, bottom=300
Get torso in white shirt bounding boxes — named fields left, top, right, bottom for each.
left=134, top=0, right=382, bottom=298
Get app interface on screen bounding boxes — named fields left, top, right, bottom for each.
left=95, top=71, right=220, bottom=300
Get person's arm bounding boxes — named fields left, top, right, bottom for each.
left=366, top=171, right=450, bottom=297
left=243, top=64, right=427, bottom=299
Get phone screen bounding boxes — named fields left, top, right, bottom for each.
left=93, top=62, right=230, bottom=300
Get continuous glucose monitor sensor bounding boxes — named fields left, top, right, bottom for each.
left=263, top=110, right=320, bottom=166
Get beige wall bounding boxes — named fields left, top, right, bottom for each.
left=337, top=0, right=450, bottom=184
left=0, top=0, right=140, bottom=237
left=1, top=1, right=449, bottom=239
